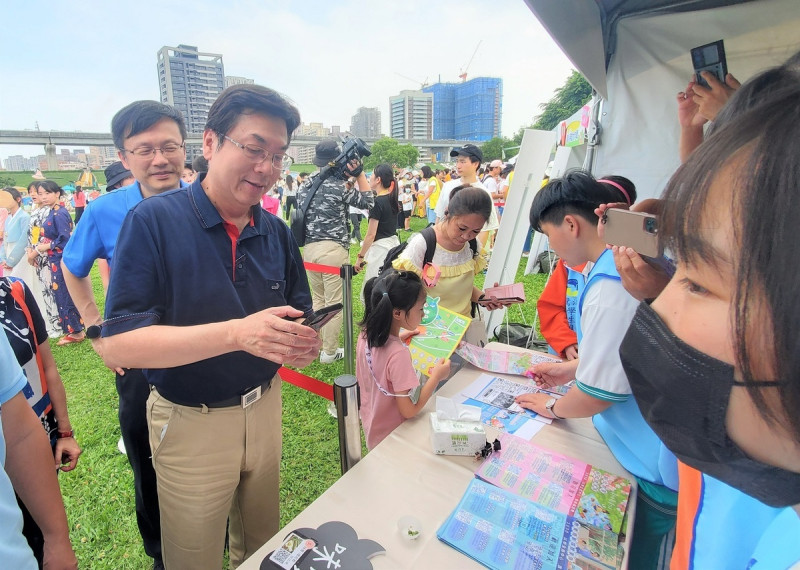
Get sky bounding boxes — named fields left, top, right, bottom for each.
left=0, top=0, right=574, bottom=163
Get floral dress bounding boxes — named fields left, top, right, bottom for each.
left=29, top=205, right=61, bottom=337
left=40, top=205, right=84, bottom=335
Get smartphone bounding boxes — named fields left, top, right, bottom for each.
left=691, top=40, right=727, bottom=88
left=603, top=209, right=661, bottom=258
left=302, top=303, right=343, bottom=331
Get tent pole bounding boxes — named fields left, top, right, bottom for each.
left=582, top=91, right=603, bottom=175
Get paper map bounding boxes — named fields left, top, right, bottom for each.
left=408, top=296, right=471, bottom=376
left=437, top=479, right=622, bottom=570
left=455, top=342, right=561, bottom=377
left=475, top=433, right=632, bottom=535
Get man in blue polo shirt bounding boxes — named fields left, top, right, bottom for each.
left=95, top=84, right=321, bottom=570
left=62, top=100, right=188, bottom=570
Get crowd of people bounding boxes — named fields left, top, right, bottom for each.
left=0, top=50, right=798, bottom=570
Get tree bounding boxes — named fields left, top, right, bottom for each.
left=480, top=137, right=519, bottom=161
left=480, top=137, right=504, bottom=161
left=363, top=137, right=419, bottom=171
left=513, top=70, right=593, bottom=145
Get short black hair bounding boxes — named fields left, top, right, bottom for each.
left=111, top=100, right=187, bottom=150
left=205, top=84, right=301, bottom=145
left=529, top=170, right=618, bottom=232
left=192, top=155, right=208, bottom=173
left=38, top=180, right=63, bottom=196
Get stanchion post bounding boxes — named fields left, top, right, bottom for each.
left=340, top=264, right=355, bottom=376
left=333, top=374, right=362, bottom=473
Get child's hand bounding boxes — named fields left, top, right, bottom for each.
left=525, top=362, right=573, bottom=389
left=564, top=344, right=579, bottom=360
left=399, top=329, right=420, bottom=344
left=428, top=358, right=451, bottom=380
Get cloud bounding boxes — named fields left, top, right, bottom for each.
left=0, top=0, right=572, bottom=161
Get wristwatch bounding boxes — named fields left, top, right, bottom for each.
left=545, top=397, right=563, bottom=420
left=86, top=324, right=102, bottom=340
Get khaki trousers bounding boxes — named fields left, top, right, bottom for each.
left=147, top=379, right=282, bottom=569
left=303, top=240, right=348, bottom=354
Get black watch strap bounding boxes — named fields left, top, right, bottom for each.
left=86, top=324, right=103, bottom=339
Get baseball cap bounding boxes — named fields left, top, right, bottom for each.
left=313, top=139, right=340, bottom=167
left=449, top=144, right=483, bottom=163
left=489, top=159, right=504, bottom=169
left=104, top=161, right=132, bottom=188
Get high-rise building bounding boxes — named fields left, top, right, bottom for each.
left=423, top=77, right=502, bottom=141
left=350, top=107, right=381, bottom=138
left=224, top=75, right=254, bottom=88
left=157, top=45, right=225, bottom=134
left=389, top=90, right=432, bottom=140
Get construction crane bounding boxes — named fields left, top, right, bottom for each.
left=458, top=40, right=482, bottom=82
left=395, top=73, right=429, bottom=89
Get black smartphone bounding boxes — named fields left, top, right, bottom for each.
left=691, top=40, right=727, bottom=88
left=301, top=303, right=343, bottom=331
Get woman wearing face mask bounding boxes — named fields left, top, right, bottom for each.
left=620, top=58, right=800, bottom=569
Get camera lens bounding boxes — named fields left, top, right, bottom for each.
left=644, top=217, right=658, bottom=234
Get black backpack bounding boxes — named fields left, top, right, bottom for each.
left=377, top=225, right=478, bottom=276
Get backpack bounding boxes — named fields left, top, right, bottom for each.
left=377, top=225, right=478, bottom=277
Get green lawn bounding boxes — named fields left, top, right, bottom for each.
left=51, top=214, right=547, bottom=568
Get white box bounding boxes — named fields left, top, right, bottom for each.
left=430, top=413, right=486, bottom=456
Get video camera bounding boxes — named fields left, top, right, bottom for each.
left=320, top=135, right=372, bottom=180
left=290, top=135, right=372, bottom=247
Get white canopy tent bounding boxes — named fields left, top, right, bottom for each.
left=524, top=0, right=800, bottom=199
left=484, top=0, right=800, bottom=335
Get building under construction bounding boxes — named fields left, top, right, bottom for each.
left=423, top=77, right=503, bottom=142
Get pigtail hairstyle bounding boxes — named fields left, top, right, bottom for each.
left=373, top=163, right=399, bottom=213
left=360, top=270, right=425, bottom=349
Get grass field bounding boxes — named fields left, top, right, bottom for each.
left=50, top=214, right=547, bottom=568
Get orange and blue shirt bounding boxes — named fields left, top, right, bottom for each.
left=672, top=461, right=800, bottom=569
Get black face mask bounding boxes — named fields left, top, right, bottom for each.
left=620, top=301, right=800, bottom=508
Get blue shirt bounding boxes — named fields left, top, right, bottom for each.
left=102, top=175, right=313, bottom=404
left=0, top=334, right=38, bottom=570
left=576, top=249, right=678, bottom=491
left=62, top=180, right=185, bottom=277
left=0, top=209, right=31, bottom=268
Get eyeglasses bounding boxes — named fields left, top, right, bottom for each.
left=122, top=143, right=185, bottom=159
left=223, top=135, right=294, bottom=170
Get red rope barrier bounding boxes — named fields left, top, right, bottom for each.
left=303, top=261, right=341, bottom=276
left=279, top=366, right=334, bottom=401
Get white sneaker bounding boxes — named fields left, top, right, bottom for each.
left=320, top=348, right=344, bottom=364
left=117, top=437, right=127, bottom=455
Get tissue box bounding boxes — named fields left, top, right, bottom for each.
left=430, top=413, right=486, bottom=456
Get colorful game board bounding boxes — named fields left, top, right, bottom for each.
left=408, top=296, right=471, bottom=376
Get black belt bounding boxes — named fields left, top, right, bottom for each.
left=159, top=380, right=272, bottom=409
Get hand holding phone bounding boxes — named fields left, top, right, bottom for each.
left=691, top=40, right=727, bottom=89
left=602, top=208, right=660, bottom=258
left=301, top=303, right=343, bottom=332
